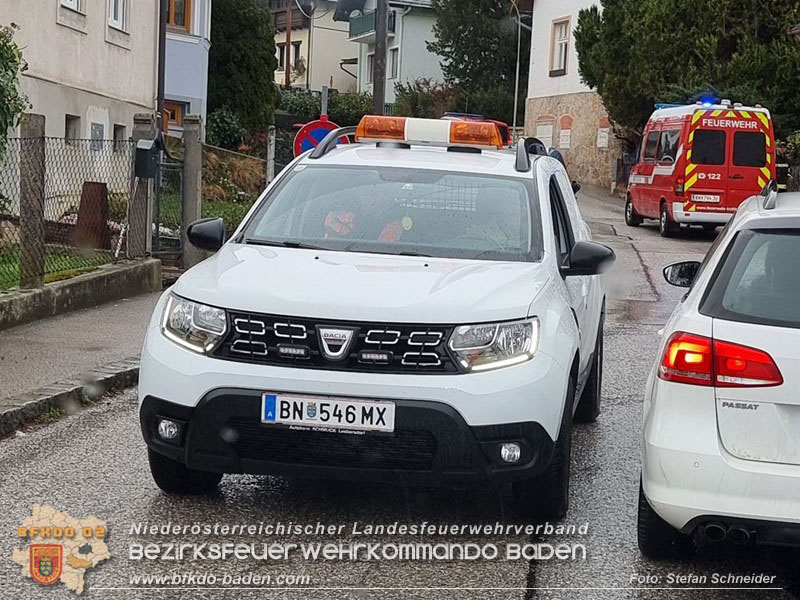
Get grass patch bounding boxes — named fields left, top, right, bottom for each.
left=34, top=406, right=64, bottom=425
left=0, top=247, right=113, bottom=291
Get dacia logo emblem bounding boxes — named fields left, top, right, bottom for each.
left=307, top=402, right=317, bottom=419
left=317, top=327, right=357, bottom=361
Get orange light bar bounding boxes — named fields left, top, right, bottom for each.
left=450, top=121, right=504, bottom=149
left=355, top=116, right=407, bottom=142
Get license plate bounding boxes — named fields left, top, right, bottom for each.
left=692, top=194, right=721, bottom=203
left=261, top=393, right=395, bottom=434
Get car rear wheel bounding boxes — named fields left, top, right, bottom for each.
left=513, top=377, right=575, bottom=520
left=625, top=196, right=643, bottom=227
left=659, top=203, right=679, bottom=238
left=148, top=449, right=222, bottom=495
left=637, top=480, right=693, bottom=559
left=575, top=314, right=604, bottom=423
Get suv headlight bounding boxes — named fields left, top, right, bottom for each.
left=161, top=294, right=227, bottom=353
left=449, top=318, right=539, bottom=372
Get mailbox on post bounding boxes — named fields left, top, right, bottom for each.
left=135, top=139, right=159, bottom=179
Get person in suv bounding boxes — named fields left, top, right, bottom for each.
left=139, top=117, right=614, bottom=518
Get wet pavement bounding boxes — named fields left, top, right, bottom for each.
left=0, top=188, right=797, bottom=599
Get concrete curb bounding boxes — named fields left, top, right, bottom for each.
left=0, top=259, right=161, bottom=331
left=0, top=356, right=140, bottom=437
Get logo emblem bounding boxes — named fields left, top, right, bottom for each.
left=317, top=327, right=357, bottom=361
left=307, top=402, right=317, bottom=419
left=30, top=545, right=62, bottom=586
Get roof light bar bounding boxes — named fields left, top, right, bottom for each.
left=355, top=115, right=504, bottom=150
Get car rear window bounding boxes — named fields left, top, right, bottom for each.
left=242, top=165, right=543, bottom=262
left=701, top=229, right=800, bottom=328
left=692, top=129, right=726, bottom=165
left=733, top=132, right=767, bottom=167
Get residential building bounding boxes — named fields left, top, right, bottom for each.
left=270, top=0, right=355, bottom=93
left=525, top=0, right=620, bottom=188
left=334, top=0, right=444, bottom=105
left=1, top=0, right=159, bottom=139
left=164, top=0, right=212, bottom=136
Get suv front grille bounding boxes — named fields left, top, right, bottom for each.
left=214, top=311, right=460, bottom=374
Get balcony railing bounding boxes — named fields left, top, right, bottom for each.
left=349, top=10, right=396, bottom=39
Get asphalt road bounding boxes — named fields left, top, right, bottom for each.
left=1, top=188, right=798, bottom=599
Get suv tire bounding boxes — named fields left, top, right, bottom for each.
left=148, top=449, right=223, bottom=495
left=575, top=315, right=604, bottom=423
left=625, top=196, right=643, bottom=227
left=637, top=480, right=693, bottom=559
left=513, top=377, right=575, bottom=520
left=659, top=202, right=679, bottom=238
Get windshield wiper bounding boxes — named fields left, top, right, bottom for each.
left=244, top=238, right=333, bottom=251
left=339, top=245, right=433, bottom=258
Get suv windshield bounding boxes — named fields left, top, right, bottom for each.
left=701, top=228, right=800, bottom=328
left=241, top=165, right=542, bottom=262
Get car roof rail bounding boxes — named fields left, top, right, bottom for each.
left=515, top=137, right=548, bottom=172
left=308, top=126, right=358, bottom=159
left=762, top=180, right=779, bottom=210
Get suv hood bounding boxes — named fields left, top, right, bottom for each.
left=173, top=244, right=548, bottom=323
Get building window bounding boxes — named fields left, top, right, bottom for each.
left=277, top=43, right=286, bottom=71
left=292, top=41, right=302, bottom=70
left=164, top=102, right=185, bottom=132
left=550, top=19, right=570, bottom=77
left=90, top=123, right=105, bottom=152
left=113, top=124, right=127, bottom=152
left=366, top=53, right=375, bottom=84
left=168, top=0, right=191, bottom=31
left=61, top=0, right=83, bottom=12
left=65, top=114, right=81, bottom=144
left=389, top=47, right=399, bottom=79
left=108, top=0, right=126, bottom=30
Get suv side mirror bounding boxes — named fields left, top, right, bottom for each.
left=562, top=241, right=616, bottom=277
left=663, top=261, right=701, bottom=288
left=187, top=218, right=226, bottom=252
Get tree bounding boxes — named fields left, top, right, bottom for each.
left=575, top=0, right=800, bottom=144
left=427, top=0, right=529, bottom=122
left=207, top=0, right=278, bottom=136
left=0, top=24, right=29, bottom=158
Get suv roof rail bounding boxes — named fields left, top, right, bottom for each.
left=762, top=180, right=779, bottom=210
left=308, top=126, right=358, bottom=159
left=515, top=137, right=548, bottom=172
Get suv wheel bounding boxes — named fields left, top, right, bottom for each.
left=659, top=203, right=679, bottom=238
left=575, top=315, right=604, bottom=423
left=513, top=377, right=575, bottom=520
left=625, top=196, right=643, bottom=227
left=148, top=449, right=223, bottom=495
left=637, top=480, right=693, bottom=559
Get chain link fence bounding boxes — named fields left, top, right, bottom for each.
left=202, top=144, right=267, bottom=236
left=0, top=137, right=134, bottom=291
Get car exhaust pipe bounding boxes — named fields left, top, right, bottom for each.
left=702, top=522, right=727, bottom=542
left=727, top=526, right=751, bottom=546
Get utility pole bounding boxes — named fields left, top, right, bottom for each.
left=510, top=0, right=522, bottom=139
left=157, top=0, right=168, bottom=131
left=285, top=0, right=293, bottom=89
left=372, top=0, right=388, bottom=114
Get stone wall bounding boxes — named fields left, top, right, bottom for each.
left=525, top=91, right=623, bottom=190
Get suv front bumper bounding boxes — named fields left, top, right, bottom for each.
left=141, top=393, right=556, bottom=486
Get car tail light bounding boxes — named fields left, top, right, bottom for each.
left=659, top=332, right=783, bottom=388
left=675, top=176, right=685, bottom=196
left=659, top=332, right=713, bottom=385
left=713, top=340, right=783, bottom=388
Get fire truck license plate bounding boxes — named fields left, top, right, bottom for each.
left=261, top=393, right=395, bottom=434
left=692, top=194, right=721, bottom=203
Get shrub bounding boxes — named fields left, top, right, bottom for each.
left=278, top=90, right=320, bottom=121
left=328, top=92, right=373, bottom=126
left=207, top=108, right=247, bottom=150
left=394, top=79, right=455, bottom=119
left=451, top=86, right=516, bottom=125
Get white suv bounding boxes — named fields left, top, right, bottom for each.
left=139, top=117, right=614, bottom=518
left=640, top=187, right=800, bottom=557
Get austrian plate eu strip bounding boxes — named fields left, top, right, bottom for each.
left=261, top=393, right=395, bottom=434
